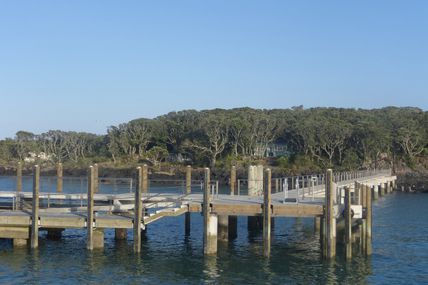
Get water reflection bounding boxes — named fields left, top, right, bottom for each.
left=0, top=188, right=426, bottom=283
left=203, top=256, right=219, bottom=283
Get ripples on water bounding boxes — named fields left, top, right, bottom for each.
left=0, top=178, right=427, bottom=284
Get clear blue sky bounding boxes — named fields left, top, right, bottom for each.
left=0, top=1, right=427, bottom=139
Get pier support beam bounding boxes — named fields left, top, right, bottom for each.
left=263, top=168, right=272, bottom=257
left=248, top=165, right=263, bottom=232
left=323, top=169, right=336, bottom=259
left=94, top=164, right=99, bottom=193
left=31, top=165, right=40, bottom=249
left=203, top=168, right=217, bottom=255
left=115, top=228, right=127, bottom=240
left=344, top=186, right=352, bottom=260
left=228, top=166, right=238, bottom=240
left=133, top=165, right=146, bottom=253
left=93, top=229, right=104, bottom=249
left=373, top=185, right=379, bottom=200
left=314, top=217, right=321, bottom=232
left=218, top=215, right=229, bottom=241
left=87, top=166, right=95, bottom=250
left=386, top=181, right=391, bottom=194
left=365, top=185, right=373, bottom=256
left=17, top=162, right=22, bottom=193
left=380, top=183, right=385, bottom=197
left=185, top=165, right=192, bottom=236
left=57, top=163, right=63, bottom=193
left=47, top=228, right=64, bottom=240
left=361, top=183, right=367, bottom=253
left=13, top=238, right=28, bottom=247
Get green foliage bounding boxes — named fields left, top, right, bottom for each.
left=0, top=107, right=427, bottom=172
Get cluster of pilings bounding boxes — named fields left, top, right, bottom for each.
left=13, top=163, right=148, bottom=250
left=320, top=169, right=396, bottom=260
left=10, top=162, right=396, bottom=260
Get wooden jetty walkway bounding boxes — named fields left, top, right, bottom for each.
left=0, top=163, right=396, bottom=259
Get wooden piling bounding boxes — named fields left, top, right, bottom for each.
left=383, top=182, right=388, bottom=196
left=248, top=165, right=263, bottom=231
left=186, top=165, right=192, bottom=194
left=365, top=184, right=373, bottom=255
left=93, top=229, right=104, bottom=249
left=320, top=214, right=326, bottom=256
left=228, top=165, right=238, bottom=240
left=361, top=183, right=367, bottom=253
left=218, top=215, right=229, bottom=241
left=230, top=166, right=236, bottom=195
left=354, top=181, right=360, bottom=205
left=31, top=165, right=40, bottom=249
left=185, top=165, right=192, bottom=236
left=87, top=166, right=95, bottom=250
left=386, top=181, right=390, bottom=194
left=142, top=165, right=148, bottom=194
left=263, top=168, right=272, bottom=257
left=203, top=168, right=217, bottom=255
left=344, top=186, right=352, bottom=260
left=56, top=163, right=63, bottom=193
left=94, top=163, right=99, bottom=193
left=17, top=162, right=22, bottom=193
left=134, top=166, right=143, bottom=253
left=324, top=169, right=336, bottom=259
left=47, top=228, right=64, bottom=240
left=115, top=229, right=127, bottom=240
left=373, top=185, right=379, bottom=200
left=314, top=217, right=321, bottom=232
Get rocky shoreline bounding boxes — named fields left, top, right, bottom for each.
left=396, top=171, right=428, bottom=193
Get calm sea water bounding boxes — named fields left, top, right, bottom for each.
left=0, top=177, right=427, bottom=284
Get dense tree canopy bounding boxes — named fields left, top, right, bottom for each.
left=1, top=107, right=427, bottom=171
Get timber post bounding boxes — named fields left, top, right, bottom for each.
left=133, top=166, right=143, bottom=253
left=386, top=181, right=391, bottom=194
left=248, top=165, right=263, bottom=231
left=185, top=165, right=192, bottom=236
left=380, top=183, right=385, bottom=197
left=115, top=229, right=127, bottom=240
left=218, top=215, right=229, bottom=241
left=87, top=166, right=95, bottom=250
left=47, top=228, right=64, bottom=240
left=314, top=217, right=321, bottom=232
left=94, top=163, right=99, bottom=193
left=203, top=168, right=217, bottom=255
left=17, top=162, right=22, bottom=193
left=31, top=165, right=40, bottom=249
left=263, top=168, right=272, bottom=257
left=365, top=184, right=373, bottom=255
left=218, top=166, right=230, bottom=241
left=228, top=165, right=238, bottom=240
left=373, top=184, right=379, bottom=200
left=354, top=181, right=360, bottom=205
left=57, top=162, right=63, bottom=193
left=344, top=186, right=352, bottom=260
left=324, top=169, right=336, bottom=259
left=361, top=182, right=367, bottom=253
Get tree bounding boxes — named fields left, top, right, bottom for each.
left=146, top=146, right=169, bottom=166
left=186, top=114, right=229, bottom=168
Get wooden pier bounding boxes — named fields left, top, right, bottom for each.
left=0, top=164, right=396, bottom=260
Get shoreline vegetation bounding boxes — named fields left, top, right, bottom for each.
left=0, top=107, right=427, bottom=190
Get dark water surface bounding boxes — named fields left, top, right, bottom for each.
left=0, top=177, right=427, bottom=284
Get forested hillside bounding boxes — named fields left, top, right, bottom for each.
left=1, top=107, right=427, bottom=174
